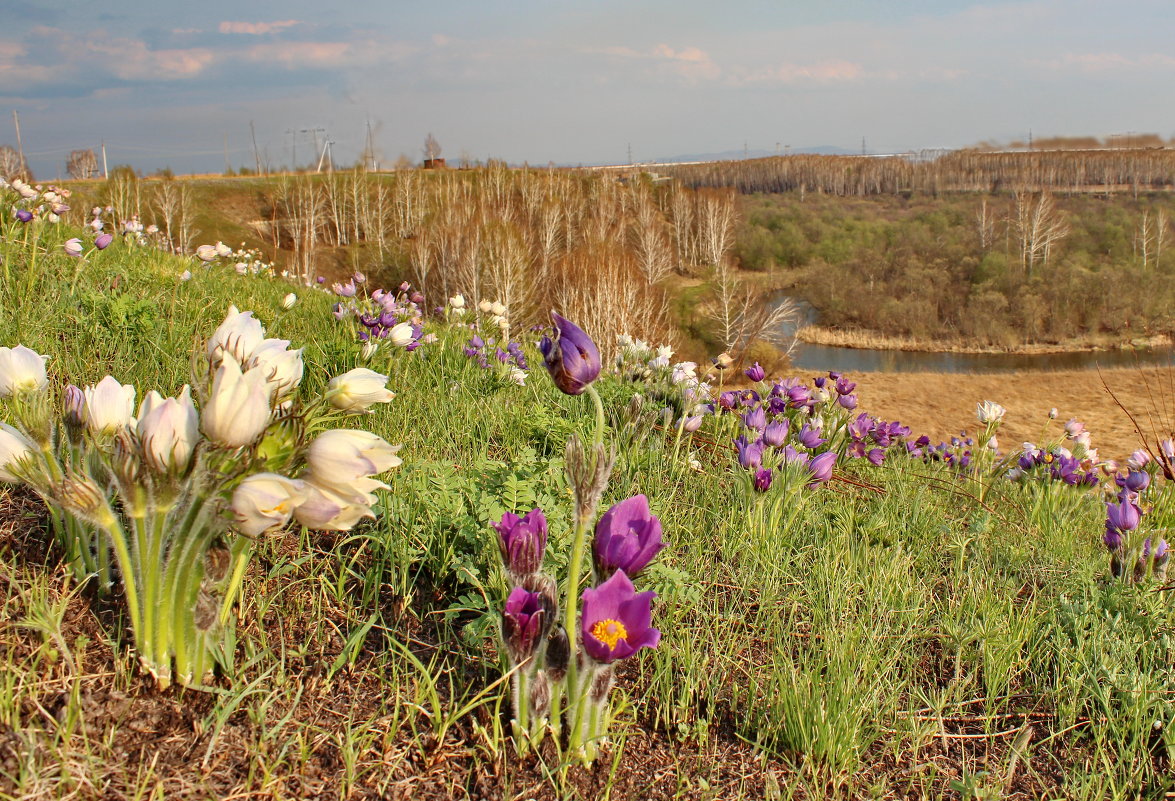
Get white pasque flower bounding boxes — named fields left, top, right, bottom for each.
left=0, top=423, right=34, bottom=483
left=305, top=429, right=401, bottom=499
left=83, top=376, right=136, bottom=434
left=327, top=368, right=395, bottom=412
left=360, top=341, right=378, bottom=360
left=293, top=480, right=377, bottom=531
left=0, top=345, right=49, bottom=397
left=136, top=386, right=199, bottom=473
left=202, top=357, right=271, bottom=447
left=281, top=293, right=297, bottom=309
left=195, top=244, right=218, bottom=262
left=248, top=338, right=304, bottom=399
left=976, top=400, right=1006, bottom=425
left=214, top=241, right=233, bottom=258
left=207, top=305, right=265, bottom=366
left=449, top=294, right=465, bottom=310
left=389, top=323, right=415, bottom=348
left=231, top=473, right=308, bottom=536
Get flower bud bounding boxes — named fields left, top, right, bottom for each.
left=63, top=238, right=83, bottom=258
left=136, top=386, right=199, bottom=473
left=281, top=293, right=297, bottom=309
left=388, top=322, right=415, bottom=348
left=202, top=357, right=271, bottom=447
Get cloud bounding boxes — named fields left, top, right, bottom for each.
left=1038, top=51, right=1175, bottom=73
left=732, top=59, right=863, bottom=85
left=219, top=20, right=302, bottom=36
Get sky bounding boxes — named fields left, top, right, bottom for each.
left=2, top=0, right=1174, bottom=178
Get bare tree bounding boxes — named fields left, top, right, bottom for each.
left=0, top=145, right=30, bottom=181
left=975, top=198, right=996, bottom=251
left=423, top=132, right=443, bottom=162
left=706, top=257, right=796, bottom=360
left=1137, top=210, right=1154, bottom=268
left=695, top=189, right=737, bottom=268
left=1013, top=191, right=1069, bottom=278
left=66, top=149, right=99, bottom=180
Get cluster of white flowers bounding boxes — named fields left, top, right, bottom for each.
left=0, top=307, right=402, bottom=688
left=194, top=242, right=274, bottom=276
left=2, top=178, right=72, bottom=223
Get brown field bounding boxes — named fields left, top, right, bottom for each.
left=848, top=366, right=1175, bottom=461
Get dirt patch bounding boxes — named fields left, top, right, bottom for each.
left=848, top=366, right=1175, bottom=460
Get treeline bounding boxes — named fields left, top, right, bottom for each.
left=658, top=149, right=1175, bottom=197
left=736, top=192, right=1175, bottom=346
left=80, top=167, right=787, bottom=359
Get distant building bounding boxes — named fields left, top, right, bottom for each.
left=423, top=158, right=447, bottom=169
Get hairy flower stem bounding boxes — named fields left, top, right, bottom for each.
left=562, top=385, right=606, bottom=751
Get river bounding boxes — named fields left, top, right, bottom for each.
left=779, top=298, right=1175, bottom=373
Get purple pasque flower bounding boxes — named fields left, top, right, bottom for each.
left=580, top=570, right=660, bottom=664
left=742, top=406, right=767, bottom=431
left=806, top=451, right=837, bottom=487
left=717, top=391, right=739, bottom=411
left=593, top=494, right=666, bottom=579
left=501, top=585, right=550, bottom=663
left=753, top=468, right=773, bottom=492
left=834, top=377, right=856, bottom=396
left=744, top=362, right=765, bottom=382
left=848, top=413, right=872, bottom=441
left=1124, top=471, right=1151, bottom=493
left=14, top=209, right=32, bottom=223
left=762, top=420, right=789, bottom=448
left=332, top=279, right=357, bottom=298
left=538, top=311, right=600, bottom=396
left=681, top=414, right=704, bottom=433
left=781, top=445, right=809, bottom=466
left=786, top=385, right=812, bottom=409
left=866, top=448, right=885, bottom=466
left=796, top=423, right=825, bottom=449
left=837, top=393, right=858, bottom=411
left=1103, top=528, right=1123, bottom=552
left=493, top=508, right=548, bottom=577
left=735, top=435, right=766, bottom=470
left=94, top=232, right=113, bottom=250
left=1106, top=498, right=1141, bottom=533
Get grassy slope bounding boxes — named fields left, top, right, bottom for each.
left=0, top=225, right=1173, bottom=800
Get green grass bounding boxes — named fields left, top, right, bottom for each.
left=1, top=217, right=1175, bottom=799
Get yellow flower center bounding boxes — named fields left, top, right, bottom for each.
left=591, top=618, right=628, bottom=650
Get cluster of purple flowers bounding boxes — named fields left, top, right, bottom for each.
left=1103, top=468, right=1169, bottom=582
left=914, top=433, right=976, bottom=471
left=332, top=279, right=428, bottom=352
left=717, top=370, right=910, bottom=493
left=464, top=333, right=528, bottom=372
left=1011, top=446, right=1099, bottom=487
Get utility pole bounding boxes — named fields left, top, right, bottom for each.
left=286, top=128, right=296, bottom=171
left=627, top=142, right=632, bottom=165
left=364, top=116, right=376, bottom=171
left=101, top=140, right=108, bottom=178
left=862, top=136, right=866, bottom=156
left=223, top=132, right=230, bottom=174
left=11, top=110, right=23, bottom=174
left=250, top=120, right=262, bottom=175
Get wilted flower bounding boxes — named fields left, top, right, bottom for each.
left=976, top=401, right=1006, bottom=424
left=593, top=495, right=666, bottom=579
left=493, top=508, right=549, bottom=578
left=327, top=368, right=395, bottom=412
left=712, top=352, right=733, bottom=370
left=580, top=570, right=660, bottom=664
left=82, top=376, right=136, bottom=434
left=231, top=473, right=308, bottom=536
left=0, top=423, right=34, bottom=482
left=538, top=312, right=600, bottom=396
left=0, top=345, right=48, bottom=397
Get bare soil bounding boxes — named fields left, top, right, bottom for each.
left=848, top=366, right=1175, bottom=460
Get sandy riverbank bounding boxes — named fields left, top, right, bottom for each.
left=795, top=325, right=1172, bottom=355
left=844, top=366, right=1175, bottom=461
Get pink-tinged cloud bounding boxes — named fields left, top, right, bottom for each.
left=733, top=59, right=863, bottom=85
left=219, top=20, right=302, bottom=36
left=586, top=42, right=720, bottom=81
left=241, top=41, right=354, bottom=68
